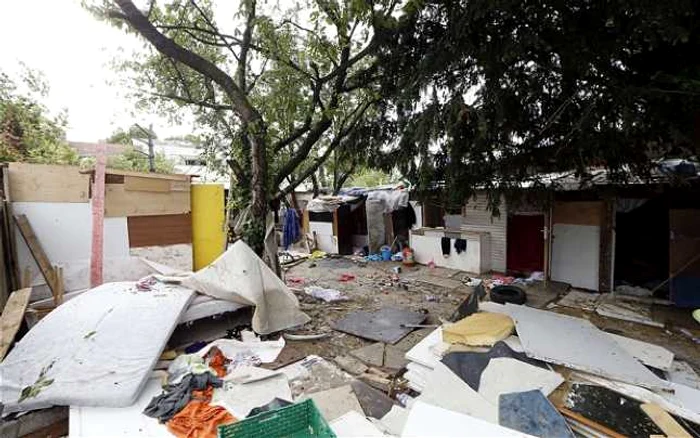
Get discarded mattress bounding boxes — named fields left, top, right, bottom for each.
left=0, top=282, right=194, bottom=414
left=174, top=240, right=310, bottom=334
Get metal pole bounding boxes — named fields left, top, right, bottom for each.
left=147, top=123, right=155, bottom=173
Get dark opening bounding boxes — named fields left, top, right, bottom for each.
left=614, top=196, right=669, bottom=292
left=506, top=214, right=545, bottom=275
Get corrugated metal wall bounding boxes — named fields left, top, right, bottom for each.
left=460, top=193, right=508, bottom=272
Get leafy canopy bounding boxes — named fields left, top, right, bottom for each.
left=0, top=68, right=78, bottom=164
left=377, top=0, right=700, bottom=209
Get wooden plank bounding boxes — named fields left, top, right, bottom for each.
left=553, top=201, right=604, bottom=226
left=127, top=214, right=192, bottom=247
left=104, top=168, right=190, bottom=181
left=0, top=287, right=31, bottom=360
left=558, top=407, right=626, bottom=438
left=8, top=163, right=89, bottom=203
left=14, top=215, right=57, bottom=300
left=91, top=145, right=106, bottom=288
left=104, top=184, right=190, bottom=217
left=641, top=403, right=692, bottom=438
left=123, top=176, right=171, bottom=192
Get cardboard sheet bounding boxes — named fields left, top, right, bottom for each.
left=0, top=282, right=194, bottom=414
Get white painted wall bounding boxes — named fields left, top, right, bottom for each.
left=410, top=230, right=491, bottom=274
left=461, top=193, right=507, bottom=272
left=309, top=221, right=337, bottom=253
left=551, top=223, right=600, bottom=290
left=13, top=202, right=130, bottom=299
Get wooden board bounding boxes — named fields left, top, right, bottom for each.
left=127, top=214, right=192, bottom=247
left=124, top=176, right=171, bottom=193
left=104, top=168, right=190, bottom=181
left=104, top=184, right=190, bottom=217
left=641, top=403, right=691, bottom=438
left=14, top=215, right=57, bottom=301
left=0, top=287, right=31, bottom=360
left=553, top=201, right=604, bottom=226
left=8, top=163, right=89, bottom=203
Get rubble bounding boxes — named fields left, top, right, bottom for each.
left=2, top=250, right=699, bottom=438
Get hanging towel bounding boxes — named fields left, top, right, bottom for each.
left=454, top=239, right=467, bottom=254
left=282, top=208, right=300, bottom=250
left=441, top=237, right=451, bottom=256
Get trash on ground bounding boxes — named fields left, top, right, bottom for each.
left=305, top=286, right=349, bottom=302
left=331, top=307, right=427, bottom=344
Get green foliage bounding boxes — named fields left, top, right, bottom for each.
left=0, top=69, right=78, bottom=165
left=108, top=145, right=175, bottom=174
left=377, top=0, right=700, bottom=210
left=104, top=125, right=157, bottom=145
left=347, top=168, right=393, bottom=188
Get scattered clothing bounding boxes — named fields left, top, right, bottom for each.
left=144, top=373, right=224, bottom=422
left=248, top=398, right=293, bottom=417
left=282, top=208, right=301, bottom=250
left=167, top=387, right=236, bottom=438
left=339, top=273, right=356, bottom=282
left=168, top=354, right=216, bottom=385
left=441, top=237, right=451, bottom=256
left=454, top=239, right=467, bottom=254
left=206, top=348, right=228, bottom=378
left=184, top=342, right=207, bottom=355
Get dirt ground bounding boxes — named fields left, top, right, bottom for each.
left=283, top=256, right=700, bottom=373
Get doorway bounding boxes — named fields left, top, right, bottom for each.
left=507, top=214, right=545, bottom=275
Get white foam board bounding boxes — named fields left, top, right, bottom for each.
left=478, top=357, right=564, bottom=406
left=331, top=410, right=386, bottom=437
left=69, top=377, right=171, bottom=437
left=404, top=327, right=442, bottom=369
left=608, top=333, right=673, bottom=371
left=402, top=401, right=533, bottom=437
left=503, top=303, right=670, bottom=391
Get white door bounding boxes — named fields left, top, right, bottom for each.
left=551, top=223, right=600, bottom=290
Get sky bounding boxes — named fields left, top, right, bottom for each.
left=0, top=0, right=190, bottom=142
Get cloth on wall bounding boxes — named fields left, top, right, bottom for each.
left=282, top=208, right=300, bottom=250
left=441, top=237, right=451, bottom=256
left=455, top=239, right=467, bottom=254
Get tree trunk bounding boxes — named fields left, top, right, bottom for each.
left=245, top=126, right=268, bottom=256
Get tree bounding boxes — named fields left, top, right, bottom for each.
left=97, top=126, right=176, bottom=173
left=104, top=125, right=157, bottom=145
left=88, top=0, right=399, bottom=254
left=0, top=68, right=78, bottom=164
left=376, top=0, right=700, bottom=210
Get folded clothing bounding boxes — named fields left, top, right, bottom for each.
left=144, top=373, right=224, bottom=422
left=167, top=387, right=236, bottom=438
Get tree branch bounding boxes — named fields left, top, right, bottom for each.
left=189, top=0, right=240, bottom=62
left=237, top=0, right=256, bottom=91
left=113, top=0, right=260, bottom=123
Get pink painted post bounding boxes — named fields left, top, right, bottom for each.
left=90, top=144, right=106, bottom=287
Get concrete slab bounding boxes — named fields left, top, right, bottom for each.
left=303, top=385, right=364, bottom=422
left=332, top=308, right=426, bottom=344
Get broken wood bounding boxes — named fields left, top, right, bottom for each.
left=14, top=215, right=58, bottom=301
left=641, top=403, right=691, bottom=438
left=0, top=287, right=31, bottom=360
left=55, top=266, right=64, bottom=305
left=359, top=372, right=392, bottom=393
left=558, top=407, right=627, bottom=438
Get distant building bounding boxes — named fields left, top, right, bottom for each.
left=69, top=140, right=229, bottom=188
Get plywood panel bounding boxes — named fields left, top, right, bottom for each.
left=105, top=184, right=190, bottom=217
left=104, top=168, right=190, bottom=181
left=127, top=214, right=192, bottom=248
left=8, top=163, right=89, bottom=203
left=124, top=176, right=171, bottom=192
left=553, top=201, right=604, bottom=226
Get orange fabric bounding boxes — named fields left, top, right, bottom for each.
left=166, top=388, right=236, bottom=438
left=208, top=347, right=227, bottom=378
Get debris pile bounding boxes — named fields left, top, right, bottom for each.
left=1, top=247, right=699, bottom=438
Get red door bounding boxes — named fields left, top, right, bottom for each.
left=507, top=214, right=545, bottom=274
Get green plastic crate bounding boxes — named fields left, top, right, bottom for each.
left=218, top=399, right=336, bottom=438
